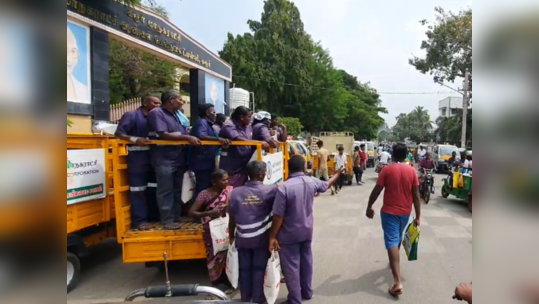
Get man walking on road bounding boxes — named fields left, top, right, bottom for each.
left=366, top=143, right=421, bottom=298
left=316, top=141, right=330, bottom=182
left=334, top=146, right=348, bottom=194
left=269, top=155, right=344, bottom=304
left=353, top=146, right=364, bottom=185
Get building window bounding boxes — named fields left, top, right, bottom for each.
left=451, top=108, right=460, bottom=116
left=441, top=108, right=447, bottom=117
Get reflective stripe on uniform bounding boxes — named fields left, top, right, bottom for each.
left=130, top=186, right=147, bottom=192
left=127, top=146, right=150, bottom=152
left=237, top=221, right=273, bottom=239
left=147, top=183, right=157, bottom=188
left=236, top=213, right=273, bottom=230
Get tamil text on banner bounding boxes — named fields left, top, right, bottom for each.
left=67, top=149, right=106, bottom=205
left=262, top=152, right=284, bottom=185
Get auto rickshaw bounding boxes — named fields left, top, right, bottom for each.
left=441, top=169, right=473, bottom=212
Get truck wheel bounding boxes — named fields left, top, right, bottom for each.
left=67, top=252, right=81, bottom=293
left=441, top=188, right=450, bottom=198
left=468, top=196, right=473, bottom=213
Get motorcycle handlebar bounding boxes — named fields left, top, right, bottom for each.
left=145, top=284, right=199, bottom=298
left=124, top=284, right=229, bottom=301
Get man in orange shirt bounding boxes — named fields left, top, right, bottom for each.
left=366, top=143, right=421, bottom=298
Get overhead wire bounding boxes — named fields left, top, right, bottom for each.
left=232, top=75, right=458, bottom=96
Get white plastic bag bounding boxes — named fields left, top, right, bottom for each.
left=226, top=241, right=239, bottom=289
left=209, top=215, right=230, bottom=256
left=264, top=251, right=282, bottom=304
left=181, top=171, right=196, bottom=204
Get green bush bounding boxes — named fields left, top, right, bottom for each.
left=279, top=117, right=303, bottom=137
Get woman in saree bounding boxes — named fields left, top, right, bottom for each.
left=188, top=169, right=235, bottom=297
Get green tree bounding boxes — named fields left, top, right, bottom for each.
left=219, top=0, right=386, bottom=136
left=435, top=109, right=472, bottom=145
left=393, top=108, right=434, bottom=142
left=279, top=117, right=303, bottom=137
left=108, top=3, right=178, bottom=104
left=409, top=7, right=472, bottom=83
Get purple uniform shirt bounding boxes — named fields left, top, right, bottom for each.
left=228, top=182, right=278, bottom=250
left=219, top=119, right=253, bottom=174
left=148, top=107, right=188, bottom=167
left=273, top=173, right=329, bottom=245
left=190, top=118, right=218, bottom=171
left=253, top=123, right=273, bottom=142
left=115, top=108, right=152, bottom=172
left=273, top=126, right=284, bottom=141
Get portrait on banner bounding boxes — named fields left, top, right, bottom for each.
left=67, top=20, right=91, bottom=104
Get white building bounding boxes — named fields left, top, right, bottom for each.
left=439, top=96, right=464, bottom=118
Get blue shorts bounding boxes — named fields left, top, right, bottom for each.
left=381, top=211, right=411, bottom=250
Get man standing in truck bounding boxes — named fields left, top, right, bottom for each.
left=148, top=90, right=202, bottom=230
left=115, top=95, right=161, bottom=231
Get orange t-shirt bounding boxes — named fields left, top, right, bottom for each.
left=377, top=163, right=420, bottom=216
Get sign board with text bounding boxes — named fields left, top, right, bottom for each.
left=67, top=0, right=232, bottom=80
left=262, top=152, right=284, bottom=185
left=67, top=149, right=107, bottom=205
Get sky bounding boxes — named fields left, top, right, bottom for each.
left=159, top=0, right=471, bottom=127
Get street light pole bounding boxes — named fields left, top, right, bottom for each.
left=461, top=69, right=471, bottom=148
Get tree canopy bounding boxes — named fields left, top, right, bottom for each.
left=409, top=7, right=472, bottom=84
left=219, top=0, right=386, bottom=139
left=393, top=107, right=434, bottom=142
left=109, top=3, right=179, bottom=104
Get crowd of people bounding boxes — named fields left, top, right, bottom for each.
left=116, top=89, right=345, bottom=302
left=115, top=90, right=289, bottom=232
left=116, top=92, right=480, bottom=303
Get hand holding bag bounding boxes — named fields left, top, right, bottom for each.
left=264, top=251, right=282, bottom=304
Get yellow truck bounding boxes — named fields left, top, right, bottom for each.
left=67, top=135, right=117, bottom=292
left=66, top=134, right=289, bottom=287
left=311, top=132, right=355, bottom=185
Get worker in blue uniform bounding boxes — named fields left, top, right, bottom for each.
left=115, top=95, right=161, bottom=230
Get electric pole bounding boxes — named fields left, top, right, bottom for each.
left=461, top=69, right=471, bottom=149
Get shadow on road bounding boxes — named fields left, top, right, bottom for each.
left=315, top=268, right=405, bottom=301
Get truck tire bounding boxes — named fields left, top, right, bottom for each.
left=67, top=252, right=81, bottom=293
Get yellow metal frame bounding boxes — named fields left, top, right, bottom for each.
left=68, top=133, right=290, bottom=263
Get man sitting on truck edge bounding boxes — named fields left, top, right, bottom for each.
left=148, top=90, right=202, bottom=230
left=115, top=95, right=161, bottom=231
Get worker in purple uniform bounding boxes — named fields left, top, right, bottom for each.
left=190, top=103, right=231, bottom=199
left=213, top=113, right=227, bottom=135
left=219, top=106, right=269, bottom=187
left=269, top=155, right=345, bottom=304
left=148, top=90, right=202, bottom=230
left=228, top=161, right=278, bottom=304
left=115, top=95, right=161, bottom=230
left=270, top=113, right=288, bottom=142
left=252, top=111, right=279, bottom=149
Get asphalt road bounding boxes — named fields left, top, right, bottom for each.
left=67, top=170, right=473, bottom=304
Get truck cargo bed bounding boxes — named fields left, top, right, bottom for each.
left=122, top=218, right=206, bottom=263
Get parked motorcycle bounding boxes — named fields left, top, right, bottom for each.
left=420, top=169, right=435, bottom=204
left=376, top=163, right=388, bottom=174
left=122, top=253, right=251, bottom=303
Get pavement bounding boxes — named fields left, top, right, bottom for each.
left=67, top=170, right=473, bottom=304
